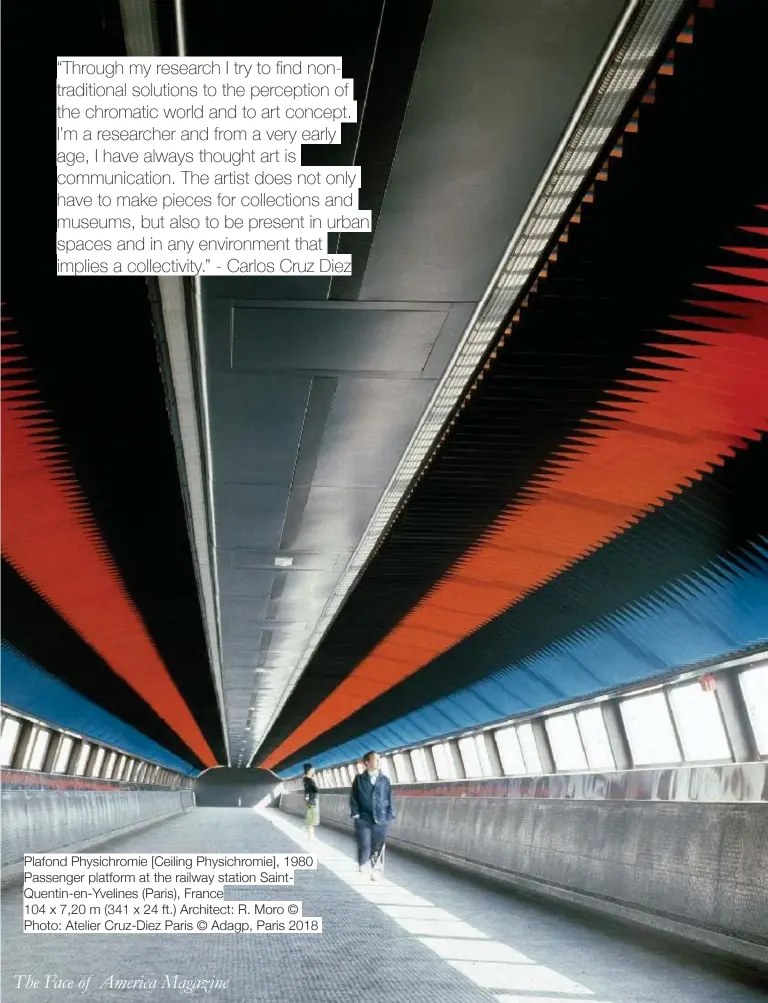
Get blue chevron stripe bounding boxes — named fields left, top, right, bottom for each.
left=280, top=541, right=768, bottom=776
left=1, top=644, right=200, bottom=776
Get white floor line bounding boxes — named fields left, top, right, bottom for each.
left=258, top=809, right=613, bottom=1002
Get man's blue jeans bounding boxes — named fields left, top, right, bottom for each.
left=354, top=818, right=388, bottom=867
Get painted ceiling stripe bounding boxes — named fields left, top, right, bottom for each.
left=262, top=219, right=768, bottom=769
left=1, top=313, right=217, bottom=767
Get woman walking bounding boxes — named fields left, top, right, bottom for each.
left=302, top=763, right=320, bottom=843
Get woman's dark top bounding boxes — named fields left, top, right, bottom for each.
left=303, top=777, right=319, bottom=806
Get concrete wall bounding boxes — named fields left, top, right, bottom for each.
left=1, top=771, right=193, bottom=884
left=280, top=764, right=768, bottom=966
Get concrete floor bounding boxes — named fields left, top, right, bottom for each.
left=2, top=807, right=766, bottom=1003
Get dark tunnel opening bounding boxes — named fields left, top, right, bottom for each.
left=193, top=767, right=283, bottom=809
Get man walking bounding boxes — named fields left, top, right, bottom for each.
left=350, top=751, right=394, bottom=880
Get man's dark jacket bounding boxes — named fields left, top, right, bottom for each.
left=350, top=772, right=395, bottom=825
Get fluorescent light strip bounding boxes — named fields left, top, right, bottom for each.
left=246, top=0, right=687, bottom=761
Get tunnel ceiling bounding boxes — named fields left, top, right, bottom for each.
left=184, top=0, right=658, bottom=765
left=5, top=0, right=765, bottom=778
left=259, top=0, right=768, bottom=772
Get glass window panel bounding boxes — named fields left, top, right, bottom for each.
left=103, top=751, right=118, bottom=779
left=90, top=747, right=106, bottom=777
left=518, top=722, right=542, bottom=773
left=576, top=706, right=615, bottom=770
left=0, top=716, right=21, bottom=767
left=458, top=736, right=483, bottom=778
left=739, top=664, right=768, bottom=756
left=431, top=742, right=456, bottom=779
left=668, top=681, right=731, bottom=762
left=115, top=755, right=127, bottom=780
left=410, top=747, right=430, bottom=782
left=347, top=765, right=357, bottom=783
left=546, top=713, right=588, bottom=772
left=379, top=755, right=391, bottom=778
left=393, top=752, right=411, bottom=782
left=621, top=691, right=681, bottom=766
left=27, top=728, right=51, bottom=771
left=475, top=735, right=495, bottom=777
left=73, top=742, right=91, bottom=776
left=53, top=736, right=74, bottom=773
left=494, top=726, right=526, bottom=775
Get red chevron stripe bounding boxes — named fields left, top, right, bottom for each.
left=1, top=314, right=216, bottom=767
